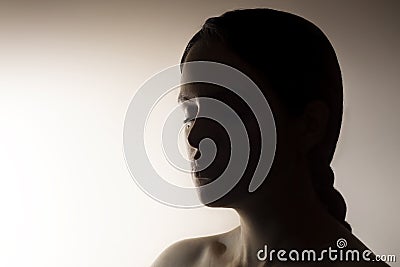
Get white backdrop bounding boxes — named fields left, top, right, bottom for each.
left=0, top=0, right=398, bottom=266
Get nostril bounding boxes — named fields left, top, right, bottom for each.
left=194, top=150, right=201, bottom=160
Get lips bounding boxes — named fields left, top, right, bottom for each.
left=190, top=158, right=222, bottom=186
left=191, top=160, right=203, bottom=173
left=193, top=174, right=212, bottom=186
left=191, top=163, right=212, bottom=186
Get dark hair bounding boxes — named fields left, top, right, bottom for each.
left=181, top=8, right=351, bottom=231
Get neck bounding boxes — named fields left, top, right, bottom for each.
left=228, top=166, right=343, bottom=266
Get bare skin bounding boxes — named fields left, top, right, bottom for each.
left=152, top=41, right=391, bottom=267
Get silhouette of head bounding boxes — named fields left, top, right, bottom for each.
left=179, top=8, right=351, bottom=231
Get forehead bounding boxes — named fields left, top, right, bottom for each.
left=179, top=40, right=254, bottom=101
left=178, top=83, right=226, bottom=102
left=178, top=40, right=282, bottom=117
left=182, top=40, right=248, bottom=77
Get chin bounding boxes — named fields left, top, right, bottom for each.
left=194, top=174, right=243, bottom=208
left=200, top=192, right=238, bottom=208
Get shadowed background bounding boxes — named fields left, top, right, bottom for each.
left=0, top=0, right=398, bottom=266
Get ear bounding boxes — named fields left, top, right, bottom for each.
left=299, top=100, right=330, bottom=151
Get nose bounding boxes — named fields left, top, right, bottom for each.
left=187, top=119, right=201, bottom=160
left=187, top=117, right=225, bottom=162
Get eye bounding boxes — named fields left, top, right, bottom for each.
left=181, top=100, right=198, bottom=128
left=183, top=117, right=195, bottom=128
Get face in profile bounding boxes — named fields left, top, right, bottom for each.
left=179, top=40, right=300, bottom=208
left=180, top=82, right=233, bottom=186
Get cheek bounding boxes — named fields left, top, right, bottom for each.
left=272, top=116, right=302, bottom=171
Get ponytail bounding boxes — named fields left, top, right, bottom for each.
left=309, top=157, right=352, bottom=231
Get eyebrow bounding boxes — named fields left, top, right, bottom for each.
left=177, top=94, right=192, bottom=103
left=178, top=90, right=231, bottom=103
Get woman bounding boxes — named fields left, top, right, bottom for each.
left=153, top=8, right=390, bottom=267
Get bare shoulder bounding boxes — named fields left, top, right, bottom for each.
left=151, top=236, right=214, bottom=267
left=151, top=228, right=237, bottom=267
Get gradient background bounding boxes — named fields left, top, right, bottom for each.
left=0, top=0, right=398, bottom=266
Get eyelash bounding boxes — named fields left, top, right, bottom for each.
left=183, top=118, right=195, bottom=124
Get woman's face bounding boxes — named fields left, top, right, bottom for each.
left=179, top=40, right=301, bottom=207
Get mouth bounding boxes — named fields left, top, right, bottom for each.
left=192, top=174, right=212, bottom=186
left=191, top=164, right=212, bottom=186
left=191, top=160, right=220, bottom=186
